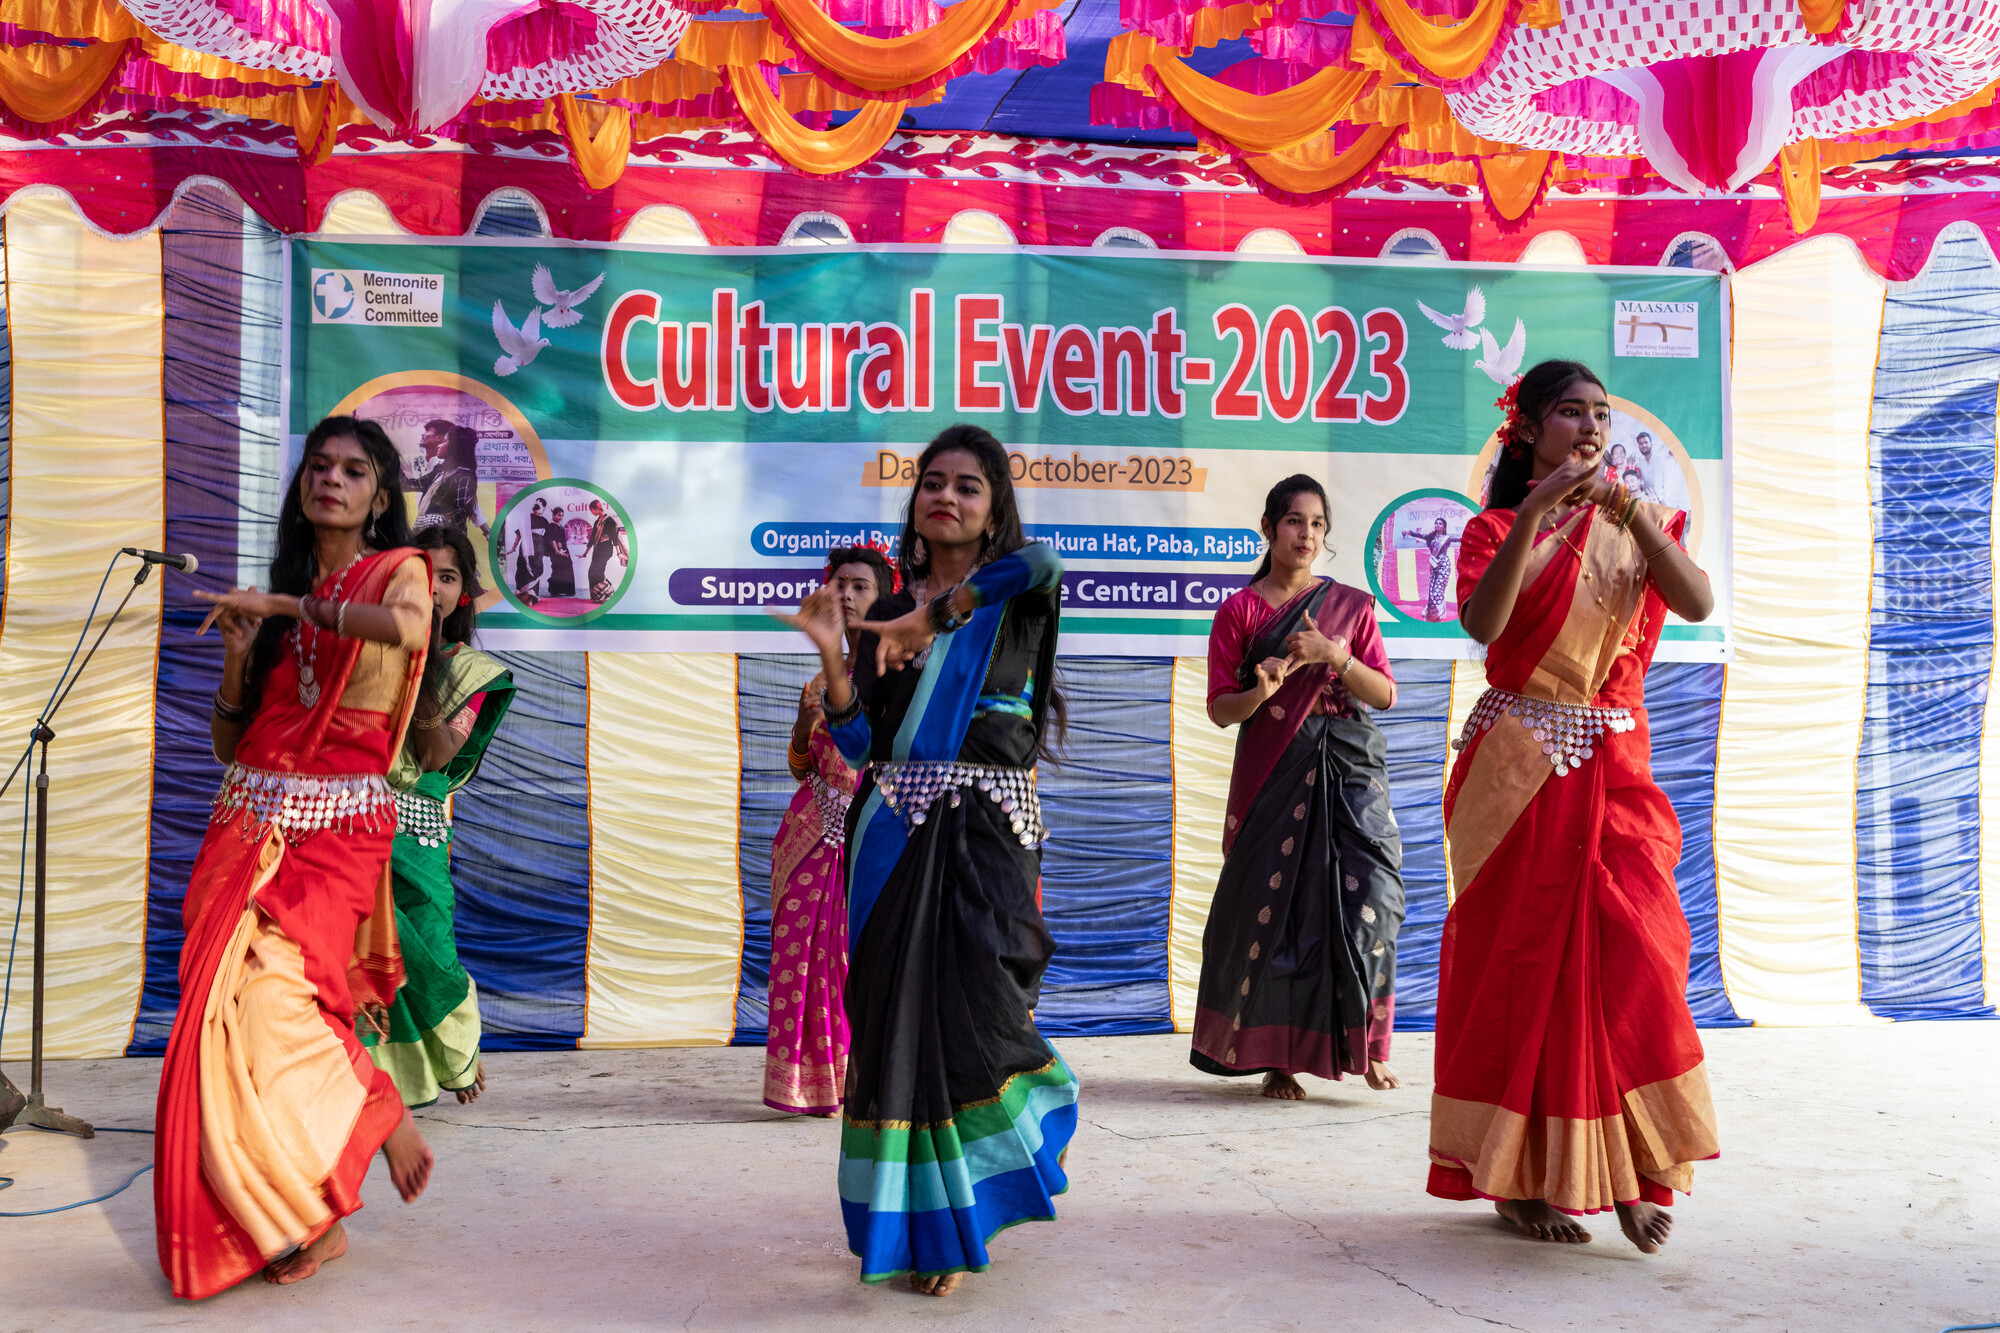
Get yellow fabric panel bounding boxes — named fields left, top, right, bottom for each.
left=582, top=653, right=743, bottom=1047
left=1168, top=657, right=1230, bottom=1031
left=1713, top=237, right=1884, bottom=1026
left=315, top=191, right=406, bottom=235
left=0, top=195, right=164, bottom=1059
left=0, top=37, right=126, bottom=124
left=1104, top=32, right=1373, bottom=156
left=1242, top=124, right=1397, bottom=197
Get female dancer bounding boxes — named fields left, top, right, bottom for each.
left=157, top=416, right=441, bottom=1298
left=585, top=499, right=629, bottom=604
left=1192, top=475, right=1405, bottom=1101
left=782, top=424, right=1077, bottom=1296
left=413, top=423, right=488, bottom=538
left=764, top=544, right=895, bottom=1116
left=546, top=505, right=577, bottom=600
left=364, top=524, right=516, bottom=1107
left=1401, top=516, right=1462, bottom=622
left=1429, top=360, right=1718, bottom=1253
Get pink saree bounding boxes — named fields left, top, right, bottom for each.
left=764, top=725, right=858, bottom=1114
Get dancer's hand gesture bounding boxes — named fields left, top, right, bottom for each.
left=856, top=606, right=934, bottom=675
left=1252, top=655, right=1291, bottom=699
left=196, top=588, right=272, bottom=660
left=1285, top=620, right=1344, bottom=667
left=776, top=586, right=846, bottom=660
left=798, top=673, right=826, bottom=730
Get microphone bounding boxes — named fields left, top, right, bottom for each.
left=121, top=548, right=199, bottom=574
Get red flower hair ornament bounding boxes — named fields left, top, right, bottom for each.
left=825, top=539, right=903, bottom=595
left=1494, top=377, right=1526, bottom=460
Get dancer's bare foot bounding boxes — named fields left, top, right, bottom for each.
left=1495, top=1199, right=1591, bottom=1243
left=1365, top=1059, right=1402, bottom=1090
left=910, top=1272, right=965, bottom=1297
left=453, top=1062, right=486, bottom=1105
left=1260, top=1071, right=1307, bottom=1100
left=382, top=1110, right=434, bottom=1202
left=1616, top=1201, right=1672, bottom=1253
left=263, top=1220, right=347, bottom=1284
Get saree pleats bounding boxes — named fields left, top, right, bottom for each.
left=1191, top=713, right=1403, bottom=1079
left=839, top=791, right=1076, bottom=1282
left=1430, top=506, right=1717, bottom=1216
left=765, top=726, right=856, bottom=1114
left=157, top=808, right=406, bottom=1298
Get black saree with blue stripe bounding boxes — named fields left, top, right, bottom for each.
left=827, top=539, right=1081, bottom=1285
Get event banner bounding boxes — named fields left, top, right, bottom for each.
left=287, top=239, right=1731, bottom=658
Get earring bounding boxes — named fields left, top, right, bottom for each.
left=911, top=535, right=928, bottom=567
left=457, top=593, right=471, bottom=607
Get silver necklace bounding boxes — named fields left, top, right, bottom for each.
left=296, top=551, right=366, bottom=708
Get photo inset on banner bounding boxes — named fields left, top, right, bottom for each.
left=1368, top=490, right=1479, bottom=623
left=493, top=480, right=635, bottom=623
left=339, top=377, right=545, bottom=609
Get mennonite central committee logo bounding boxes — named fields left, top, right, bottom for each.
left=313, top=270, right=356, bottom=321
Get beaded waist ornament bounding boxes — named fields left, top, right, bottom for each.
left=1451, top=688, right=1636, bottom=778
left=871, top=760, right=1047, bottom=849
left=211, top=763, right=397, bottom=843
left=808, top=773, right=852, bottom=848
left=394, top=790, right=451, bottom=848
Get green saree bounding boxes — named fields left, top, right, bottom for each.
left=362, top=645, right=516, bottom=1107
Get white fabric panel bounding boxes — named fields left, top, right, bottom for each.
left=1168, top=657, right=1230, bottom=1032
left=582, top=652, right=744, bottom=1047
left=1713, top=237, right=1885, bottom=1026
left=0, top=195, right=164, bottom=1059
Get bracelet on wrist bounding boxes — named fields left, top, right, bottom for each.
left=211, top=688, right=250, bottom=722
left=821, top=686, right=862, bottom=728
left=926, top=584, right=970, bottom=636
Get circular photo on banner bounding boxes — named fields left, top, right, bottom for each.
left=330, top=373, right=549, bottom=612
left=491, top=480, right=636, bottom=624
left=1466, top=395, right=1705, bottom=556
left=1366, top=489, right=1480, bottom=624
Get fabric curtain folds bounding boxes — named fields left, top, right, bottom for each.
left=558, top=94, right=636, bottom=190
left=1478, top=148, right=1552, bottom=221
left=725, top=63, right=908, bottom=174
left=0, top=39, right=130, bottom=126
left=1105, top=32, right=1374, bottom=155
left=1242, top=122, right=1397, bottom=197
left=758, top=0, right=1067, bottom=94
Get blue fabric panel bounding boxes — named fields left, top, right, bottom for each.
left=1034, top=657, right=1175, bottom=1036
left=1374, top=658, right=1450, bottom=1029
left=1856, top=231, right=2000, bottom=1021
left=735, top=652, right=821, bottom=1044
left=450, top=650, right=592, bottom=1048
left=132, top=187, right=282, bottom=1054
left=1644, top=661, right=1748, bottom=1027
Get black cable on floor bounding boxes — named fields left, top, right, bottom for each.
left=0, top=1125, right=154, bottom=1217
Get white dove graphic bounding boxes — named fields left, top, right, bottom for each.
left=492, top=299, right=548, bottom=377
left=531, top=264, right=606, bottom=329
left=1416, top=286, right=1486, bottom=350
left=1476, top=318, right=1526, bottom=385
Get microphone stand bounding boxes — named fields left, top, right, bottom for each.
left=0, top=557, right=159, bottom=1138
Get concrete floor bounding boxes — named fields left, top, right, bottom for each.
left=1, top=1025, right=1994, bottom=1332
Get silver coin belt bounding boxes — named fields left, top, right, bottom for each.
left=1452, top=688, right=1635, bottom=778
left=809, top=773, right=852, bottom=849
left=211, top=764, right=396, bottom=843
left=394, top=790, right=452, bottom=848
left=871, top=760, right=1047, bottom=848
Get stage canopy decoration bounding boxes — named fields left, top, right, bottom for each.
left=0, top=0, right=1995, bottom=238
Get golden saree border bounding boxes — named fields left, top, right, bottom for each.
left=1443, top=506, right=1664, bottom=893
left=1428, top=1064, right=1719, bottom=1214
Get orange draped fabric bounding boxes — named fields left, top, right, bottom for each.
left=8, top=0, right=136, bottom=40
left=1778, top=139, right=1822, bottom=233
left=1242, top=123, right=1396, bottom=195
left=559, top=95, right=636, bottom=190
left=1105, top=32, right=1374, bottom=155
left=1798, top=0, right=1846, bottom=35
left=758, top=0, right=1065, bottom=92
left=0, top=39, right=129, bottom=124
left=1478, top=149, right=1551, bottom=220
left=1429, top=507, right=1718, bottom=1217
left=726, top=63, right=908, bottom=173
left=156, top=550, right=428, bottom=1301
left=676, top=18, right=798, bottom=72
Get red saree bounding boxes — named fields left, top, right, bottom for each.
left=155, top=549, right=429, bottom=1299
left=1428, top=504, right=1718, bottom=1216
